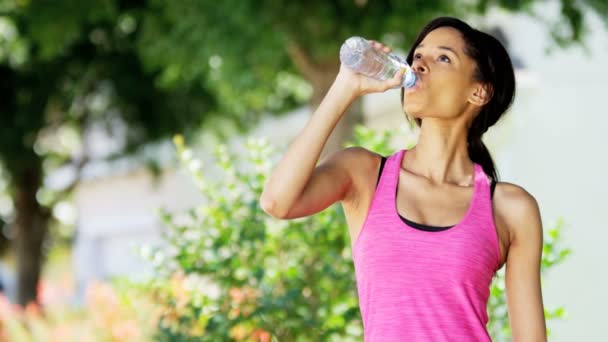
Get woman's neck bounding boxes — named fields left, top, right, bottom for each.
left=404, top=117, right=475, bottom=186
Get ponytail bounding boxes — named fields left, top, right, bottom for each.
left=467, top=109, right=499, bottom=182
left=467, top=136, right=498, bottom=183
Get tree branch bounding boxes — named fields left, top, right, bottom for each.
left=286, top=40, right=322, bottom=82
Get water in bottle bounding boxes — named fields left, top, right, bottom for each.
left=339, top=36, right=417, bottom=88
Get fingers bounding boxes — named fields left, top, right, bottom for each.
left=368, top=40, right=392, bottom=54
left=367, top=69, right=403, bottom=93
left=390, top=68, right=404, bottom=88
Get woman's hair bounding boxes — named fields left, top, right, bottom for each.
left=400, top=17, right=516, bottom=183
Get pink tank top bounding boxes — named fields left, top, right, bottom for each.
left=352, top=149, right=502, bottom=341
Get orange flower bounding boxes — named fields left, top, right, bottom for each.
left=85, top=281, right=119, bottom=309
left=50, top=325, right=72, bottom=342
left=170, top=271, right=190, bottom=310
left=229, top=287, right=245, bottom=305
left=24, top=302, right=42, bottom=320
left=251, top=328, right=272, bottom=342
left=0, top=294, right=21, bottom=320
left=228, top=307, right=240, bottom=319
left=229, top=285, right=260, bottom=306
left=243, top=286, right=260, bottom=301
left=111, top=319, right=141, bottom=341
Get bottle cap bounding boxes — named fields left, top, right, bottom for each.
left=402, top=68, right=417, bottom=88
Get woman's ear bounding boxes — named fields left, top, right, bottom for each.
left=469, top=83, right=492, bottom=106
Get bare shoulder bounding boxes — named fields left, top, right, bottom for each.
left=494, top=182, right=538, bottom=210
left=332, top=146, right=383, bottom=202
left=331, top=146, right=381, bottom=174
left=335, top=147, right=385, bottom=240
left=332, top=145, right=377, bottom=162
left=493, top=182, right=542, bottom=244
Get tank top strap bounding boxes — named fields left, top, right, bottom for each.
left=377, top=149, right=406, bottom=195
left=471, top=163, right=502, bottom=271
left=472, top=163, right=493, bottom=211
left=363, top=149, right=405, bottom=220
left=474, top=163, right=491, bottom=187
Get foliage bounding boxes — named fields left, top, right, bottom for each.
left=143, top=135, right=360, bottom=341
left=0, top=0, right=213, bottom=304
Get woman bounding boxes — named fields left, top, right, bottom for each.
left=260, top=17, right=546, bottom=341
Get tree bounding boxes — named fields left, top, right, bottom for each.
left=0, top=0, right=214, bottom=305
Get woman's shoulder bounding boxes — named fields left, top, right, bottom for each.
left=335, top=146, right=387, bottom=203
left=493, top=181, right=541, bottom=244
left=493, top=182, right=538, bottom=210
left=336, top=146, right=385, bottom=169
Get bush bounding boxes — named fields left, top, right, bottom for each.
left=144, top=134, right=361, bottom=341
left=141, top=125, right=569, bottom=341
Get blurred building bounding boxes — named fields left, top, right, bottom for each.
left=72, top=4, right=607, bottom=341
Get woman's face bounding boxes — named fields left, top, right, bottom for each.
left=403, top=27, right=482, bottom=121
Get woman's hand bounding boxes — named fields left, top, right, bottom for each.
left=334, top=40, right=404, bottom=98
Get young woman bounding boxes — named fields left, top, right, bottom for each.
left=260, top=17, right=546, bottom=341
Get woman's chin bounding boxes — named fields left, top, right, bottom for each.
left=404, top=104, right=424, bottom=117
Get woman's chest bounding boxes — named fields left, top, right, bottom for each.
left=354, top=227, right=498, bottom=286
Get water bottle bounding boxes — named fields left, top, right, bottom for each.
left=339, top=36, right=417, bottom=88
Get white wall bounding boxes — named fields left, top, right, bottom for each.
left=489, top=8, right=608, bottom=341
left=73, top=167, right=204, bottom=298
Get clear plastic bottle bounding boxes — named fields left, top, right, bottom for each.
left=339, top=36, right=417, bottom=88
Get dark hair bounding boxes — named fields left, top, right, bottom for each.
left=400, top=17, right=516, bottom=183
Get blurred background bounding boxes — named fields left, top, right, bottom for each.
left=0, top=0, right=606, bottom=341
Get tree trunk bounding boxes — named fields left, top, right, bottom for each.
left=286, top=40, right=364, bottom=160
left=13, top=165, right=49, bottom=306
left=309, top=67, right=364, bottom=161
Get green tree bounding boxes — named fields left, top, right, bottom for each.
left=0, top=0, right=213, bottom=305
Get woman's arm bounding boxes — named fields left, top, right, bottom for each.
left=502, top=184, right=547, bottom=341
left=260, top=41, right=404, bottom=219
left=259, top=78, right=359, bottom=219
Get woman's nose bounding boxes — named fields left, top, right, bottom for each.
left=411, top=60, right=427, bottom=74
